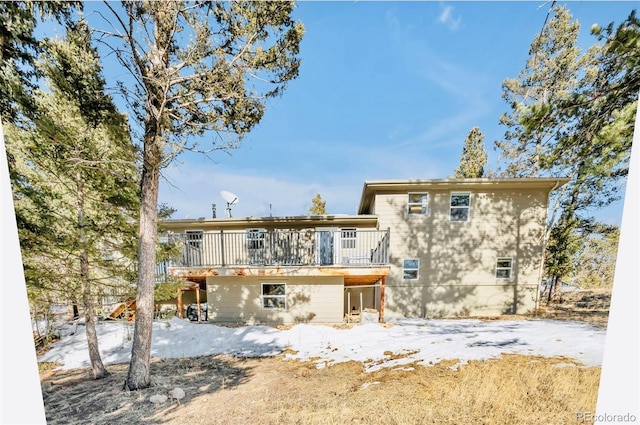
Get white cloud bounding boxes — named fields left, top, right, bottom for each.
left=159, top=163, right=363, bottom=219
left=438, top=5, right=461, bottom=31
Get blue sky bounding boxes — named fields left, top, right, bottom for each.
left=150, top=1, right=636, bottom=223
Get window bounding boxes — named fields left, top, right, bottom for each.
left=408, top=193, right=428, bottom=215
left=403, top=259, right=420, bottom=280
left=185, top=231, right=203, bottom=266
left=450, top=192, right=471, bottom=222
left=262, top=283, right=286, bottom=309
left=496, top=258, right=513, bottom=279
left=247, top=229, right=265, bottom=250
left=185, top=230, right=203, bottom=249
left=341, top=228, right=356, bottom=249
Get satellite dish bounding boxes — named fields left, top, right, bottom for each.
left=221, top=190, right=239, bottom=217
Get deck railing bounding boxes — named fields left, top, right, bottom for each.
left=160, top=228, right=390, bottom=268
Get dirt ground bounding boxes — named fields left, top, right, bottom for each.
left=39, top=289, right=611, bottom=425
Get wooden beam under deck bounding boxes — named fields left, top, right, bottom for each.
left=171, top=265, right=390, bottom=282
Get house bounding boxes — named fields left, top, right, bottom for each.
left=159, top=177, right=568, bottom=323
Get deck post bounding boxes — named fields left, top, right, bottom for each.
left=220, top=230, right=225, bottom=266
left=196, top=284, right=201, bottom=322
left=379, top=276, right=385, bottom=322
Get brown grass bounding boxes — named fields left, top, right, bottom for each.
left=39, top=290, right=610, bottom=425
left=534, top=288, right=611, bottom=330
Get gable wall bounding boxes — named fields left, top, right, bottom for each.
left=373, top=187, right=549, bottom=317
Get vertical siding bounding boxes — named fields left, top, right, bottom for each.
left=374, top=188, right=547, bottom=318
left=206, top=275, right=344, bottom=324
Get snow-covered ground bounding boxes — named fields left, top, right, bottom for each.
left=38, top=317, right=606, bottom=372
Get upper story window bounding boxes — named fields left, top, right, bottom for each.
left=496, top=257, right=513, bottom=279
left=247, top=229, right=265, bottom=250
left=450, top=192, right=471, bottom=222
left=408, top=193, right=428, bottom=215
left=341, top=228, right=357, bottom=249
left=185, top=230, right=203, bottom=250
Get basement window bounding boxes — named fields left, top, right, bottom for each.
left=403, top=259, right=420, bottom=280
left=262, top=283, right=286, bottom=310
left=496, top=258, right=513, bottom=279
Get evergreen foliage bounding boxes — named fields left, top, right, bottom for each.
left=5, top=21, right=139, bottom=379
left=572, top=224, right=620, bottom=288
left=495, top=5, right=637, bottom=289
left=0, top=1, right=80, bottom=121
left=309, top=193, right=327, bottom=215
left=93, top=1, right=304, bottom=390
left=453, top=127, right=488, bottom=178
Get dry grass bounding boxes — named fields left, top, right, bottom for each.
left=534, top=288, right=611, bottom=329
left=39, top=290, right=610, bottom=425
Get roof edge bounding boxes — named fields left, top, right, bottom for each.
left=357, top=177, right=571, bottom=214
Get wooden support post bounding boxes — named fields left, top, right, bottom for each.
left=195, top=284, right=201, bottom=322
left=379, top=276, right=385, bottom=322
left=177, top=289, right=183, bottom=319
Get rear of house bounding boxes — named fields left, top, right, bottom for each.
left=158, top=177, right=566, bottom=323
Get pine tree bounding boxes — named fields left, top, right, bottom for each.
left=6, top=21, right=139, bottom=379
left=495, top=6, right=636, bottom=292
left=495, top=5, right=591, bottom=178
left=95, top=1, right=304, bottom=390
left=452, top=127, right=487, bottom=178
left=572, top=224, right=619, bottom=288
left=309, top=193, right=327, bottom=215
left=0, top=1, right=79, bottom=122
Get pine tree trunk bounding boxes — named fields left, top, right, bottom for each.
left=77, top=172, right=108, bottom=379
left=81, top=250, right=108, bottom=379
left=71, top=301, right=80, bottom=320
left=125, top=136, right=161, bottom=390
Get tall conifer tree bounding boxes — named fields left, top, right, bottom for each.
left=6, top=21, right=139, bottom=379
left=309, top=193, right=328, bottom=215
left=95, top=1, right=304, bottom=389
left=495, top=5, right=637, bottom=290
left=452, top=127, right=487, bottom=178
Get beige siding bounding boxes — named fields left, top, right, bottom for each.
left=374, top=187, right=547, bottom=317
left=206, top=275, right=344, bottom=324
left=383, top=284, right=538, bottom=318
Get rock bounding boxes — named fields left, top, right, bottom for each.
left=169, top=387, right=185, bottom=402
left=149, top=394, right=168, bottom=404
